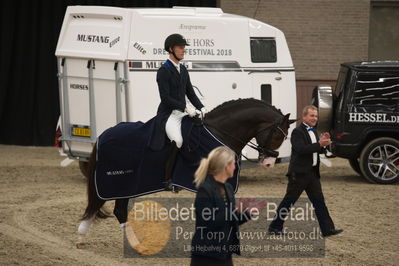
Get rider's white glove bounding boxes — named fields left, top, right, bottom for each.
left=200, top=107, right=207, bottom=114
left=185, top=106, right=197, bottom=117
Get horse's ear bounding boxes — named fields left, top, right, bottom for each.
left=283, top=113, right=298, bottom=124
left=283, top=113, right=290, bottom=122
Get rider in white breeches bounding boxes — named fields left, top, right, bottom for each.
left=155, top=34, right=206, bottom=190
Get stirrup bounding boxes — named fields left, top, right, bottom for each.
left=164, top=181, right=173, bottom=191
left=172, top=185, right=182, bottom=193
left=164, top=182, right=181, bottom=193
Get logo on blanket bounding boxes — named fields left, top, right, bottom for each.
left=106, top=169, right=134, bottom=176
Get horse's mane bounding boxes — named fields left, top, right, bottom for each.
left=208, top=98, right=283, bottom=117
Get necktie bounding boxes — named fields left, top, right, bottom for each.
left=307, top=127, right=315, bottom=132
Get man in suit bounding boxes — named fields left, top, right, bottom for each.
left=149, top=33, right=206, bottom=190
left=268, top=105, right=343, bottom=237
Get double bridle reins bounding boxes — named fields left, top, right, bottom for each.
left=204, top=118, right=287, bottom=163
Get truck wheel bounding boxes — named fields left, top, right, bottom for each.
left=79, top=161, right=89, bottom=179
left=348, top=158, right=361, bottom=174
left=359, top=137, right=399, bottom=184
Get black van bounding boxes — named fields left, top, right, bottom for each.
left=313, top=61, right=399, bottom=184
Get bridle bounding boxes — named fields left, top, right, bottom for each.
left=204, top=117, right=287, bottom=163
left=250, top=119, right=287, bottom=161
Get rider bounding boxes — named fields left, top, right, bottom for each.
left=150, top=33, right=206, bottom=190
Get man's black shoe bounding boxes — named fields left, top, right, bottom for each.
left=268, top=227, right=285, bottom=236
left=322, top=229, right=343, bottom=237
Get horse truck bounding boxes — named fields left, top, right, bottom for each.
left=55, top=6, right=297, bottom=173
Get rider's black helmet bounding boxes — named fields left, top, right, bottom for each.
left=164, top=34, right=190, bottom=52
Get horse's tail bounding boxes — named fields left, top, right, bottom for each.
left=81, top=143, right=110, bottom=220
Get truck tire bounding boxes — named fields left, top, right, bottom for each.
left=359, top=137, right=399, bottom=184
left=348, top=158, right=361, bottom=174
left=79, top=161, right=89, bottom=179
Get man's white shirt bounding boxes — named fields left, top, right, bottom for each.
left=303, top=123, right=317, bottom=166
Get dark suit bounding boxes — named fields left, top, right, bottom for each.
left=149, top=60, right=203, bottom=150
left=191, top=175, right=250, bottom=263
left=269, top=123, right=336, bottom=235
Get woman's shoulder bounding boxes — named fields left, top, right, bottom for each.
left=197, top=175, right=218, bottom=191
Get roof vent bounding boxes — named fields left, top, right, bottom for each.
left=172, top=6, right=223, bottom=15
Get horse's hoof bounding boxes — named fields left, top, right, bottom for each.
left=76, top=241, right=85, bottom=249
left=76, top=235, right=86, bottom=249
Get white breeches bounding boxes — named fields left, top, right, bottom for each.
left=165, top=110, right=187, bottom=148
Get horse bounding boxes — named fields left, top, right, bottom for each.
left=76, top=98, right=296, bottom=247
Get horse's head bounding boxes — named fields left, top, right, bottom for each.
left=204, top=99, right=298, bottom=168
left=255, top=113, right=296, bottom=168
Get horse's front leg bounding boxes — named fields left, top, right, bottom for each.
left=114, top=198, right=129, bottom=224
left=114, top=199, right=140, bottom=247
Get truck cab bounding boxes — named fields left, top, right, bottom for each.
left=314, top=61, right=399, bottom=184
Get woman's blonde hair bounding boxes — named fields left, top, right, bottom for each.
left=194, top=146, right=236, bottom=188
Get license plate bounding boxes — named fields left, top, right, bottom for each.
left=72, top=126, right=91, bottom=137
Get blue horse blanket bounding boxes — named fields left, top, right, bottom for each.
left=95, top=116, right=240, bottom=200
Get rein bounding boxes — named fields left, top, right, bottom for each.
left=203, top=117, right=286, bottom=162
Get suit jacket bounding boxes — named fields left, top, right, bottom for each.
left=287, top=123, right=324, bottom=178
left=149, top=60, right=204, bottom=150
left=191, top=175, right=251, bottom=259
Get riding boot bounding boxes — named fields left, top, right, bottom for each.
left=164, top=141, right=179, bottom=191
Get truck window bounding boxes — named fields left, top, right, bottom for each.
left=352, top=72, right=399, bottom=112
left=250, top=38, right=277, bottom=63
left=334, top=67, right=348, bottom=99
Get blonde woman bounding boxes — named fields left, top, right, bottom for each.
left=191, top=146, right=267, bottom=266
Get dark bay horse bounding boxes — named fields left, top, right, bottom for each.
left=76, top=98, right=295, bottom=246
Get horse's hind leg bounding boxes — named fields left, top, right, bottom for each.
left=76, top=217, right=95, bottom=248
left=114, top=199, right=140, bottom=247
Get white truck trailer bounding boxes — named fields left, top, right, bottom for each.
left=55, top=6, right=297, bottom=167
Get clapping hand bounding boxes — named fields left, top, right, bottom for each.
left=319, top=132, right=331, bottom=147
left=236, top=198, right=268, bottom=215
left=320, top=132, right=330, bottom=139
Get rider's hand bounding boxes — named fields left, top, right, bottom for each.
left=185, top=106, right=197, bottom=117
left=200, top=107, right=207, bottom=114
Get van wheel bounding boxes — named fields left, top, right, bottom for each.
left=359, top=137, right=399, bottom=184
left=348, top=158, right=361, bottom=174
left=79, top=161, right=89, bottom=179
